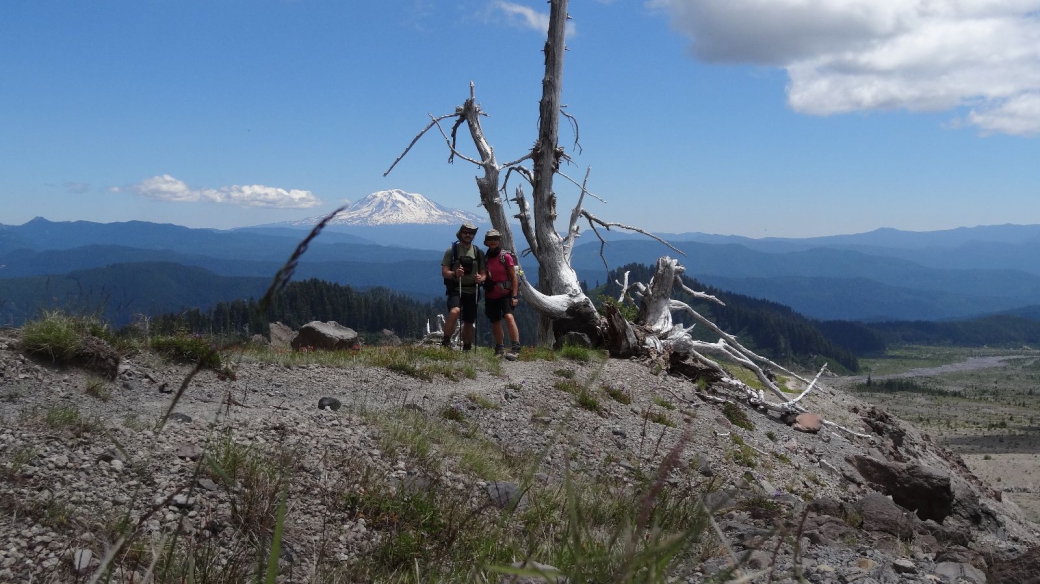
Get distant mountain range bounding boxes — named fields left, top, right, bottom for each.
left=3, top=197, right=1040, bottom=326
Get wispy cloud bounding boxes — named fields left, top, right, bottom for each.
left=114, top=175, right=322, bottom=208
left=63, top=182, right=91, bottom=194
left=495, top=1, right=576, bottom=35
left=650, top=0, right=1040, bottom=135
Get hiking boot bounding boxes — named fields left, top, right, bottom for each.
left=494, top=344, right=505, bottom=357
left=504, top=342, right=521, bottom=361
left=440, top=337, right=451, bottom=349
left=463, top=343, right=473, bottom=352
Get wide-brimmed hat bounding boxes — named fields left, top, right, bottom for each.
left=484, top=228, right=501, bottom=242
left=456, top=222, right=479, bottom=239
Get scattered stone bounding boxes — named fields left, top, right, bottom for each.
left=715, top=416, right=732, bottom=429
left=197, top=478, right=220, bottom=492
left=612, top=428, right=627, bottom=438
left=691, top=455, right=713, bottom=477
left=158, top=382, right=171, bottom=393
left=318, top=397, right=342, bottom=411
left=988, top=545, right=1040, bottom=584
left=169, top=413, right=192, bottom=423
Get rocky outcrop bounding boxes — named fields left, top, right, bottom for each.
left=850, top=455, right=955, bottom=523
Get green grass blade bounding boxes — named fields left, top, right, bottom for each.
left=263, top=478, right=290, bottom=584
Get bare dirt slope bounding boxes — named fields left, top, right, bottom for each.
left=2, top=330, right=1039, bottom=583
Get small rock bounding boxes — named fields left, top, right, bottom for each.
left=72, top=549, right=92, bottom=574
left=856, top=557, right=876, bottom=571
left=793, top=412, right=823, bottom=433
left=197, top=478, right=220, bottom=492
left=892, top=558, right=917, bottom=574
left=485, top=481, right=527, bottom=510
left=612, top=428, right=627, bottom=438
left=318, top=397, right=342, bottom=411
left=110, top=459, right=125, bottom=472
left=505, top=560, right=566, bottom=584
left=169, top=413, right=192, bottom=423
left=158, top=382, right=171, bottom=393
left=715, top=416, right=733, bottom=429
left=175, top=444, right=203, bottom=461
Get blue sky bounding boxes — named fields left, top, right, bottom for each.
left=2, top=0, right=1039, bottom=238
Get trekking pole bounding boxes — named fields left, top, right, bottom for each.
left=454, top=264, right=463, bottom=349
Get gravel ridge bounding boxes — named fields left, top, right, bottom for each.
left=1, top=330, right=1038, bottom=583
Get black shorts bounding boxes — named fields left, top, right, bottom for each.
left=447, top=291, right=478, bottom=323
left=484, top=296, right=514, bottom=323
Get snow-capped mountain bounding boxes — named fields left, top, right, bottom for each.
left=291, top=190, right=485, bottom=227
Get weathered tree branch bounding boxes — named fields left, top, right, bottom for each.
left=383, top=112, right=459, bottom=177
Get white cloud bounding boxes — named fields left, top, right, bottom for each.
left=495, top=1, right=576, bottom=35
left=119, top=174, right=322, bottom=208
left=650, top=0, right=1040, bottom=135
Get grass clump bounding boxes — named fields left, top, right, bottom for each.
left=206, top=433, right=297, bottom=536
left=20, top=311, right=84, bottom=362
left=554, top=368, right=576, bottom=379
left=440, top=405, right=467, bottom=423
left=646, top=409, right=675, bottom=428
left=653, top=397, right=676, bottom=410
left=603, top=385, right=632, bottom=404
left=728, top=434, right=757, bottom=468
left=722, top=402, right=755, bottom=431
left=560, top=344, right=595, bottom=363
left=20, top=311, right=122, bottom=377
left=85, top=376, right=111, bottom=401
left=43, top=404, right=101, bottom=434
left=467, top=392, right=499, bottom=410
left=151, top=334, right=222, bottom=370
left=554, top=379, right=582, bottom=395
left=518, top=346, right=557, bottom=362
left=576, top=389, right=602, bottom=413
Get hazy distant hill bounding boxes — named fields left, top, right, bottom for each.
left=0, top=263, right=270, bottom=326
left=570, top=239, right=1040, bottom=321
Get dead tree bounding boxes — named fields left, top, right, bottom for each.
left=385, top=0, right=675, bottom=347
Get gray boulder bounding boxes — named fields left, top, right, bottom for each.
left=291, top=321, right=359, bottom=351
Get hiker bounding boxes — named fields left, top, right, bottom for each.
left=482, top=229, right=521, bottom=360
left=440, top=222, right=486, bottom=351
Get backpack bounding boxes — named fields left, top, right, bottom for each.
left=444, top=241, right=486, bottom=287
left=484, top=249, right=515, bottom=295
